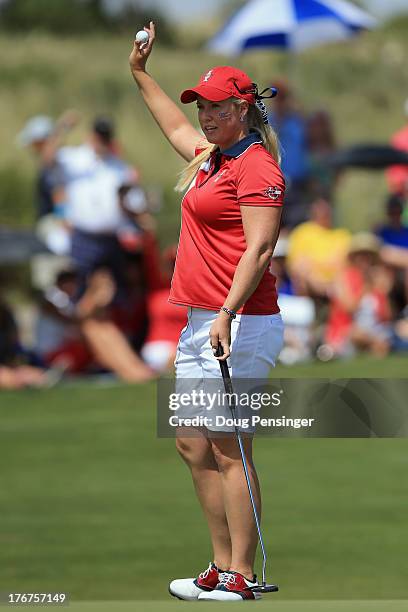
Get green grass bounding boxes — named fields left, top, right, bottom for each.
left=0, top=19, right=408, bottom=235
left=273, top=354, right=408, bottom=377
left=1, top=381, right=407, bottom=602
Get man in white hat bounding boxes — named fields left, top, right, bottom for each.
left=17, top=111, right=79, bottom=220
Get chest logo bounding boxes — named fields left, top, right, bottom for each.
left=214, top=169, right=227, bottom=182
left=203, top=70, right=213, bottom=82
left=264, top=186, right=282, bottom=200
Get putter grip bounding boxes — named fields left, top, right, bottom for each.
left=216, top=343, right=231, bottom=383
left=215, top=344, right=224, bottom=358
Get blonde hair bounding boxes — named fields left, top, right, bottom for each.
left=175, top=99, right=281, bottom=192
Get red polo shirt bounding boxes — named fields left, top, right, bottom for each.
left=169, top=132, right=285, bottom=314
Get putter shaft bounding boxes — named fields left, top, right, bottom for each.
left=216, top=346, right=269, bottom=587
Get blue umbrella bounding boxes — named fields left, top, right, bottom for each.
left=208, top=0, right=377, bottom=55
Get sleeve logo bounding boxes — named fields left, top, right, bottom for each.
left=263, top=186, right=282, bottom=200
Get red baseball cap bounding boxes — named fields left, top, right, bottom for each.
left=180, top=66, right=256, bottom=105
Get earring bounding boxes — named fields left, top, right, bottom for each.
left=240, top=116, right=245, bottom=122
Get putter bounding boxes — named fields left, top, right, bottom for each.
left=216, top=344, right=279, bottom=594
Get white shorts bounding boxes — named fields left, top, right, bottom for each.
left=174, top=307, right=284, bottom=432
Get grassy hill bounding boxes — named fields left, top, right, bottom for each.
left=0, top=18, right=408, bottom=242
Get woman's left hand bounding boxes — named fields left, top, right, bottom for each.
left=209, top=311, right=232, bottom=360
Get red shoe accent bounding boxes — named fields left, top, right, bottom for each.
left=217, top=571, right=258, bottom=600
left=194, top=563, right=220, bottom=591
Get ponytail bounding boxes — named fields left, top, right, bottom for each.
left=244, top=103, right=281, bottom=165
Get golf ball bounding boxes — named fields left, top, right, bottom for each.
left=135, top=30, right=149, bottom=44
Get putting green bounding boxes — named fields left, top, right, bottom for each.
left=1, top=384, right=407, bottom=601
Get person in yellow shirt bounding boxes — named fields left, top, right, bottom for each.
left=287, top=198, right=351, bottom=297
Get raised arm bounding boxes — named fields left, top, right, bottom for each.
left=129, top=22, right=203, bottom=162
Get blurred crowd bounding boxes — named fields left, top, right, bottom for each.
left=1, top=112, right=187, bottom=388
left=1, top=80, right=408, bottom=388
left=268, top=81, right=408, bottom=364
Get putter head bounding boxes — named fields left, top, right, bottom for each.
left=251, top=583, right=279, bottom=593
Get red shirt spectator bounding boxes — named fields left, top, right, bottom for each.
left=325, top=234, right=391, bottom=354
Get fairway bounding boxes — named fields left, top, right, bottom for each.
left=1, top=379, right=407, bottom=604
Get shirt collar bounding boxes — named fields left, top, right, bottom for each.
left=220, top=131, right=263, bottom=158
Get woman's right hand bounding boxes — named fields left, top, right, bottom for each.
left=129, top=21, right=155, bottom=75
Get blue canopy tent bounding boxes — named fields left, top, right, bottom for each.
left=208, top=0, right=377, bottom=55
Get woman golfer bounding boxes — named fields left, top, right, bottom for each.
left=130, top=22, right=285, bottom=602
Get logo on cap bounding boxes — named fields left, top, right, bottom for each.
left=203, top=70, right=213, bottom=83
left=264, top=186, right=282, bottom=200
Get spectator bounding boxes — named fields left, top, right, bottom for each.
left=58, top=117, right=137, bottom=247
left=114, top=189, right=187, bottom=374
left=324, top=233, right=392, bottom=358
left=376, top=194, right=408, bottom=250
left=268, top=79, right=308, bottom=227
left=287, top=198, right=351, bottom=299
left=141, top=244, right=187, bottom=373
left=306, top=109, right=338, bottom=200
left=117, top=182, right=149, bottom=254
left=269, top=236, right=293, bottom=296
left=269, top=237, right=315, bottom=364
left=381, top=245, right=408, bottom=315
left=58, top=116, right=138, bottom=296
left=113, top=183, right=159, bottom=352
left=376, top=194, right=408, bottom=313
left=77, top=268, right=155, bottom=383
left=0, top=299, right=50, bottom=389
left=392, top=316, right=408, bottom=352
left=18, top=111, right=80, bottom=259
left=116, top=191, right=187, bottom=374
left=17, top=111, right=79, bottom=220
left=34, top=266, right=154, bottom=382
left=109, top=251, right=148, bottom=351
left=386, top=98, right=408, bottom=199
left=35, top=269, right=93, bottom=374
